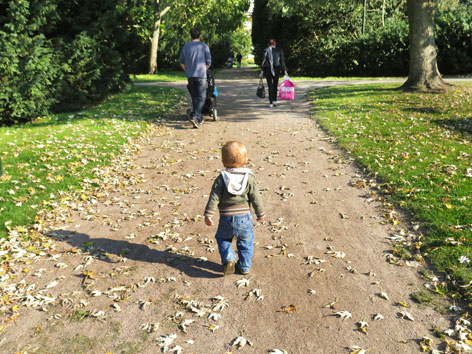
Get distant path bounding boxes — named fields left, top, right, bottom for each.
left=4, top=68, right=469, bottom=353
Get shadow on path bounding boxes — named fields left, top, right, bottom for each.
left=50, top=230, right=223, bottom=279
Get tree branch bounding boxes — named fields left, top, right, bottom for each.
left=160, top=6, right=171, bottom=17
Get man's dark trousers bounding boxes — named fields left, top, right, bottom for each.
left=187, top=77, right=206, bottom=123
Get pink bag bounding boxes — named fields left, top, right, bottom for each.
left=278, top=76, right=295, bottom=100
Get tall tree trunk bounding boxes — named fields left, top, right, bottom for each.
left=148, top=1, right=170, bottom=75
left=401, top=0, right=447, bottom=91
left=381, top=0, right=385, bottom=27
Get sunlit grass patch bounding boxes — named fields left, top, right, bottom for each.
left=131, top=71, right=187, bottom=83
left=291, top=76, right=406, bottom=81
left=309, top=82, right=472, bottom=287
left=0, top=86, right=185, bottom=238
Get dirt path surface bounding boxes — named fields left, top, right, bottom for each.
left=3, top=69, right=463, bottom=354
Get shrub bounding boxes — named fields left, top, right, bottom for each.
left=252, top=1, right=472, bottom=77
left=0, top=0, right=61, bottom=125
left=0, top=0, right=131, bottom=124
left=436, top=9, right=472, bottom=75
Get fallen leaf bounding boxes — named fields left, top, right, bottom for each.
left=277, top=305, right=297, bottom=313
left=335, top=310, right=352, bottom=320
left=232, top=336, right=253, bottom=349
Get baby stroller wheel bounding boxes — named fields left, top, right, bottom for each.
left=212, top=108, right=218, bottom=121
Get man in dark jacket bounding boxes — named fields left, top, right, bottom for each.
left=260, top=38, right=287, bottom=108
left=180, top=28, right=212, bottom=128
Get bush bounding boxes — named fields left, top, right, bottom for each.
left=252, top=1, right=472, bottom=77
left=0, top=1, right=61, bottom=125
left=0, top=0, right=131, bottom=125
left=436, top=9, right=472, bottom=75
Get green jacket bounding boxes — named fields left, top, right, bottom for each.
left=204, top=173, right=265, bottom=219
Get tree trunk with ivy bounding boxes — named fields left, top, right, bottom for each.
left=401, top=0, right=448, bottom=91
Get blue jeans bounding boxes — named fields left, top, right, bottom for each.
left=187, top=77, right=206, bottom=122
left=215, top=214, right=254, bottom=273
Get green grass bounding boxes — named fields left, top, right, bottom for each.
left=309, top=83, right=472, bottom=288
left=0, top=85, right=185, bottom=238
left=290, top=76, right=406, bottom=81
left=131, top=68, right=227, bottom=83
left=131, top=70, right=187, bottom=83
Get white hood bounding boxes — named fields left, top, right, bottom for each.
left=221, top=168, right=254, bottom=195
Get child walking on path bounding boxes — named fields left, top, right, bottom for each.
left=204, top=141, right=265, bottom=275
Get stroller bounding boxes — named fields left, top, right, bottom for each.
left=201, top=70, right=218, bottom=120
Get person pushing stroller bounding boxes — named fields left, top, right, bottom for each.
left=180, top=28, right=212, bottom=128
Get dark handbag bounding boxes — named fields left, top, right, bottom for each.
left=256, top=78, right=266, bottom=98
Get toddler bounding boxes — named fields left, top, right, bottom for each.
left=204, top=141, right=265, bottom=275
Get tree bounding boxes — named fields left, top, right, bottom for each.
left=149, top=0, right=171, bottom=74
left=128, top=0, right=250, bottom=72
left=401, top=0, right=447, bottom=90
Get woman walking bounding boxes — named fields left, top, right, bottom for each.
left=259, top=38, right=287, bottom=108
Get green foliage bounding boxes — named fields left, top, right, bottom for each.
left=0, top=0, right=61, bottom=125
left=127, top=0, right=250, bottom=71
left=435, top=8, right=472, bottom=75
left=253, top=0, right=472, bottom=77
left=309, top=83, right=472, bottom=288
left=0, top=0, right=133, bottom=124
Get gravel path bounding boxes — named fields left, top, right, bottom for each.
left=3, top=69, right=465, bottom=354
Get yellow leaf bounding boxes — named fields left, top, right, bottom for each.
left=444, top=203, right=454, bottom=209
left=16, top=226, right=28, bottom=233
left=277, top=304, right=297, bottom=313
left=0, top=326, right=4, bottom=333
left=81, top=194, right=87, bottom=201
left=22, top=268, right=29, bottom=273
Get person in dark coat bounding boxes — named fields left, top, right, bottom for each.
left=236, top=52, right=243, bottom=68
left=259, top=38, right=287, bottom=107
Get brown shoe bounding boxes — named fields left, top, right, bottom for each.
left=223, top=261, right=235, bottom=276
left=236, top=263, right=250, bottom=275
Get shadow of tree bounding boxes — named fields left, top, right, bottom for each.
left=434, top=117, right=472, bottom=136
left=403, top=107, right=442, bottom=114
left=50, top=230, right=223, bottom=279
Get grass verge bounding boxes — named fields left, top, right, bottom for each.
left=131, top=70, right=187, bottom=83
left=0, top=85, right=185, bottom=238
left=308, top=83, right=472, bottom=289
left=291, top=76, right=406, bottom=81
left=131, top=68, right=224, bottom=83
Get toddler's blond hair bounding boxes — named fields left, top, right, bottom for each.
left=221, top=141, right=247, bottom=168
